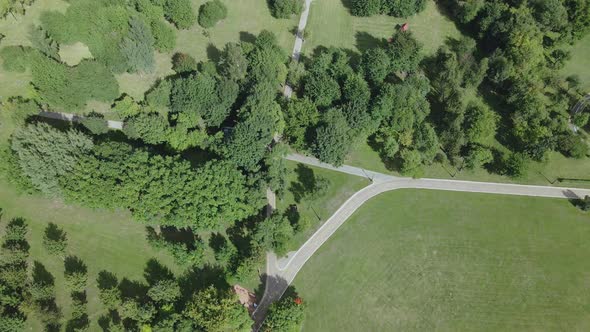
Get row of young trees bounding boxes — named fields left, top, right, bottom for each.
left=351, top=0, right=427, bottom=17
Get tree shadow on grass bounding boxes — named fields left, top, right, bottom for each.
left=239, top=31, right=257, bottom=44
left=118, top=278, right=149, bottom=302
left=143, top=258, right=175, bottom=285
left=177, top=264, right=229, bottom=301
left=289, top=164, right=317, bottom=203
left=355, top=31, right=386, bottom=53
left=32, top=261, right=55, bottom=286
left=206, top=43, right=221, bottom=63
left=97, top=270, right=118, bottom=291
left=64, top=255, right=87, bottom=276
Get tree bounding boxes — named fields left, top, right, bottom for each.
left=581, top=196, right=590, bottom=212
left=97, top=271, right=121, bottom=310
left=64, top=256, right=87, bottom=293
left=198, top=0, right=228, bottom=28
left=29, top=25, right=59, bottom=60
left=361, top=47, right=391, bottom=84
left=382, top=0, right=427, bottom=17
left=304, top=72, right=341, bottom=107
left=147, top=279, right=181, bottom=304
left=120, top=16, right=155, bottom=73
left=150, top=19, right=176, bottom=52
left=464, top=145, right=493, bottom=170
left=270, top=0, right=303, bottom=19
left=399, top=149, right=423, bottom=177
left=172, top=52, right=198, bottom=74
left=42, top=223, right=67, bottom=256
left=388, top=30, right=423, bottom=73
left=283, top=98, right=319, bottom=150
left=219, top=42, right=248, bottom=81
left=313, top=109, right=350, bottom=166
left=262, top=292, right=306, bottom=332
left=145, top=79, right=172, bottom=110
left=504, top=152, right=528, bottom=178
left=11, top=123, right=93, bottom=197
left=464, top=102, right=499, bottom=145
left=183, top=286, right=251, bottom=332
left=164, top=0, right=196, bottom=29
left=253, top=213, right=294, bottom=256
left=350, top=0, right=382, bottom=16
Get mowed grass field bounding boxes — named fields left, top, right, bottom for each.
left=294, top=189, right=590, bottom=331
left=0, top=0, right=298, bottom=104
left=0, top=181, right=178, bottom=331
left=277, top=161, right=369, bottom=249
left=303, top=0, right=461, bottom=56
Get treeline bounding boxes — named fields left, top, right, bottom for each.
left=351, top=0, right=427, bottom=17
left=438, top=0, right=590, bottom=164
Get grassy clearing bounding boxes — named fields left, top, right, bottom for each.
left=303, top=0, right=461, bottom=56
left=346, top=139, right=590, bottom=188
left=277, top=161, right=369, bottom=249
left=0, top=181, right=178, bottom=331
left=562, top=33, right=590, bottom=91
left=294, top=189, right=590, bottom=331
left=58, top=42, right=93, bottom=66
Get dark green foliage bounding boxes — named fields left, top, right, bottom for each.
left=113, top=95, right=141, bottom=118
left=464, top=145, right=493, bottom=170
left=253, top=213, right=294, bottom=256
left=304, top=72, right=341, bottom=107
left=163, top=0, right=196, bottom=29
left=464, top=102, right=498, bottom=145
left=0, top=46, right=32, bottom=72
left=150, top=19, right=176, bottom=51
left=351, top=0, right=382, bottom=16
left=382, top=0, right=427, bottom=17
left=28, top=262, right=56, bottom=302
left=120, top=16, right=155, bottom=73
left=219, top=42, right=248, bottom=81
left=147, top=279, right=181, bottom=304
left=11, top=123, right=93, bottom=196
left=124, top=112, right=170, bottom=144
left=62, top=141, right=259, bottom=230
left=210, top=234, right=237, bottom=266
left=148, top=232, right=205, bottom=267
left=96, top=271, right=121, bottom=310
left=262, top=291, right=305, bottom=332
left=581, top=196, right=590, bottom=212
left=172, top=52, right=198, bottom=74
left=388, top=30, right=423, bottom=73
left=42, top=223, right=67, bottom=256
left=81, top=115, right=109, bottom=135
left=198, top=0, right=228, bottom=28
left=29, top=26, right=59, bottom=60
left=269, top=0, right=303, bottom=19
left=183, top=286, right=251, bottom=332
left=399, top=149, right=423, bottom=177
left=558, top=134, right=588, bottom=159
left=504, top=152, right=529, bottom=178
left=314, top=109, right=350, bottom=166
left=283, top=98, right=319, bottom=150
left=64, top=256, right=88, bottom=293
left=361, top=47, right=391, bottom=84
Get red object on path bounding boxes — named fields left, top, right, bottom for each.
left=401, top=23, right=409, bottom=31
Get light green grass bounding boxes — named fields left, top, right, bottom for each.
left=294, top=189, right=590, bottom=331
left=303, top=0, right=461, bottom=56
left=58, top=42, right=93, bottom=66
left=562, top=33, right=590, bottom=91
left=277, top=161, right=369, bottom=249
left=0, top=181, right=179, bottom=331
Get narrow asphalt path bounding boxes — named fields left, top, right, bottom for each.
left=283, top=0, right=313, bottom=98
left=39, top=111, right=124, bottom=130
left=253, top=153, right=590, bottom=326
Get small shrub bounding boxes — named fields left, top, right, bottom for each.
left=164, top=0, right=196, bottom=29
left=198, top=0, right=228, bottom=28
left=172, top=52, right=198, bottom=73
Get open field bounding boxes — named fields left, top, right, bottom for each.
left=294, top=189, right=590, bottom=331
left=562, top=33, right=590, bottom=91
left=303, top=0, right=461, bottom=56
left=346, top=140, right=590, bottom=188
left=277, top=161, right=369, bottom=249
left=0, top=181, right=178, bottom=331
left=0, top=0, right=298, bottom=103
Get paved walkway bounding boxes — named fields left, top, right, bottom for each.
left=39, top=111, right=124, bottom=130
left=283, top=0, right=313, bottom=99
left=253, top=153, right=590, bottom=327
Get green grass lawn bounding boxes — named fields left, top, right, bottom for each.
left=294, top=189, right=590, bottom=331
left=303, top=0, right=461, bottom=56
left=277, top=161, right=369, bottom=250
left=562, top=33, right=590, bottom=91
left=346, top=139, right=590, bottom=188
left=0, top=181, right=178, bottom=331
left=0, top=0, right=299, bottom=103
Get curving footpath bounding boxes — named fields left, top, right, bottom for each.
left=252, top=154, right=590, bottom=328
